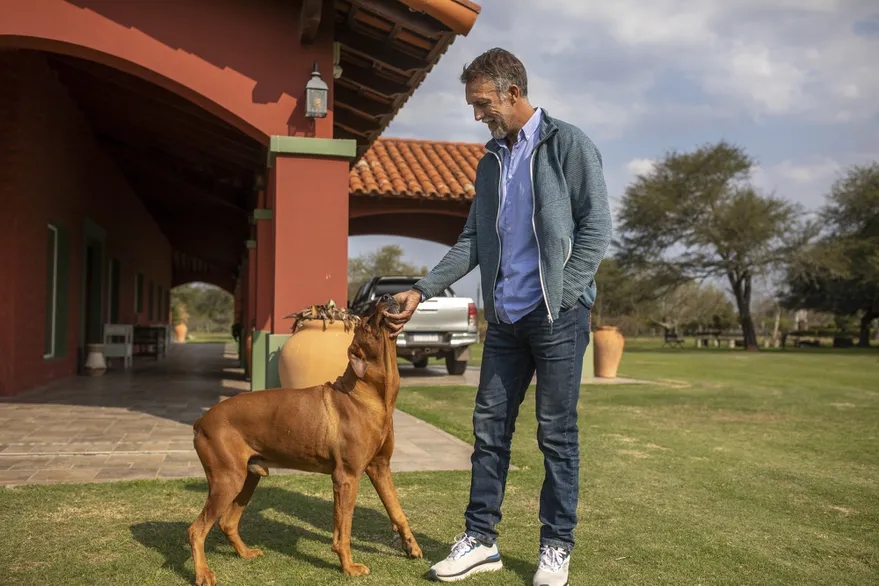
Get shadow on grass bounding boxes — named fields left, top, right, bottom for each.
left=130, top=480, right=531, bottom=584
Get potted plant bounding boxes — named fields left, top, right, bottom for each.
left=172, top=299, right=190, bottom=343
left=277, top=300, right=361, bottom=389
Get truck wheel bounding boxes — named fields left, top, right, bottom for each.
left=445, top=356, right=468, bottom=375
left=412, top=357, right=429, bottom=369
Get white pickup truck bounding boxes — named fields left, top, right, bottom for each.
left=349, top=275, right=478, bottom=375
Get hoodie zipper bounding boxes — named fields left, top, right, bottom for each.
left=529, top=137, right=554, bottom=325
left=490, top=150, right=503, bottom=323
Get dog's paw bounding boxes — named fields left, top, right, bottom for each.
left=240, top=547, right=263, bottom=559
left=406, top=542, right=423, bottom=559
left=402, top=537, right=423, bottom=559
left=194, top=568, right=217, bottom=586
left=343, top=562, right=370, bottom=577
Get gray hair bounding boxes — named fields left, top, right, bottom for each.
left=459, top=47, right=528, bottom=97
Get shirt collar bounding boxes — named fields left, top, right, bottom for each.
left=495, top=107, right=542, bottom=150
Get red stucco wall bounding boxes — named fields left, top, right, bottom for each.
left=0, top=0, right=336, bottom=141
left=0, top=51, right=172, bottom=396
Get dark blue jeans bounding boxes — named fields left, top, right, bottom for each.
left=464, top=302, right=590, bottom=552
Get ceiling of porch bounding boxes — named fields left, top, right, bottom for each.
left=35, top=0, right=484, bottom=286
left=44, top=52, right=263, bottom=290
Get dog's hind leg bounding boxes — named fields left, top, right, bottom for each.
left=331, top=468, right=369, bottom=576
left=366, top=450, right=423, bottom=559
left=188, top=434, right=248, bottom=586
left=218, top=471, right=263, bottom=559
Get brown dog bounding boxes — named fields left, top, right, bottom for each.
left=187, top=294, right=422, bottom=585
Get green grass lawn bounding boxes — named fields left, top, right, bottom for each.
left=1, top=347, right=877, bottom=585
left=186, top=332, right=235, bottom=344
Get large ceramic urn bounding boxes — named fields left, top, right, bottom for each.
left=84, top=343, right=107, bottom=376
left=277, top=300, right=360, bottom=389
left=174, top=323, right=188, bottom=343
left=593, top=325, right=625, bottom=378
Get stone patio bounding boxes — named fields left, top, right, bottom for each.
left=1, top=343, right=644, bottom=487
left=0, top=343, right=475, bottom=486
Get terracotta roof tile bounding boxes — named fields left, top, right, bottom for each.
left=350, top=137, right=485, bottom=200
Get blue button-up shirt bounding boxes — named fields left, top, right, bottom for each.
left=493, top=107, right=544, bottom=324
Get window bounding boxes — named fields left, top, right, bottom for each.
left=44, top=225, right=59, bottom=358
left=108, top=259, right=120, bottom=323
left=135, top=272, right=143, bottom=313
left=157, top=285, right=164, bottom=322
left=148, top=280, right=154, bottom=321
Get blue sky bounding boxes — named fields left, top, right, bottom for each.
left=348, top=0, right=879, bottom=303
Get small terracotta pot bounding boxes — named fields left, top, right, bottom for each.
left=593, top=325, right=625, bottom=378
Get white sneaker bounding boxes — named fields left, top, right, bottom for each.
left=532, top=545, right=571, bottom=586
left=428, top=533, right=503, bottom=582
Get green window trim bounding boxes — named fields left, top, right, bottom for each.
left=44, top=222, right=70, bottom=360
left=44, top=224, right=58, bottom=358
left=135, top=272, right=144, bottom=313
left=148, top=280, right=155, bottom=321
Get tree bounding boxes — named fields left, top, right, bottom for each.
left=347, top=245, right=428, bottom=301
left=781, top=163, right=879, bottom=346
left=170, top=283, right=233, bottom=332
left=592, top=257, right=654, bottom=328
left=616, top=141, right=813, bottom=350
left=650, top=280, right=738, bottom=334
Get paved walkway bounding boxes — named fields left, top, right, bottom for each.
left=0, top=344, right=474, bottom=486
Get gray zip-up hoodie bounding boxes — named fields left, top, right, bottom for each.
left=414, top=110, right=612, bottom=325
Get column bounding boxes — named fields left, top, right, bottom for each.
left=250, top=189, right=274, bottom=391
left=245, top=236, right=257, bottom=379
left=251, top=136, right=356, bottom=390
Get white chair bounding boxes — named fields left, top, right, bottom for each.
left=103, top=324, right=133, bottom=369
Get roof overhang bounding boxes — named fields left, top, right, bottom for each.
left=333, top=0, right=482, bottom=161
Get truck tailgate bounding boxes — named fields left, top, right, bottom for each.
left=405, top=298, right=472, bottom=333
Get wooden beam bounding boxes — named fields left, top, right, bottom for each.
left=299, top=0, right=323, bottom=44
left=335, top=107, right=383, bottom=134
left=335, top=59, right=411, bottom=97
left=333, top=120, right=371, bottom=139
left=333, top=84, right=392, bottom=119
left=349, top=0, right=447, bottom=40
left=108, top=147, right=249, bottom=217
left=335, top=25, right=426, bottom=74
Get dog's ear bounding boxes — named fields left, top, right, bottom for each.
left=348, top=350, right=368, bottom=379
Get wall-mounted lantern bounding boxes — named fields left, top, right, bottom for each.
left=305, top=60, right=328, bottom=118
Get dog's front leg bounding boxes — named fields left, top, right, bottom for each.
left=366, top=457, right=423, bottom=559
left=332, top=469, right=369, bottom=576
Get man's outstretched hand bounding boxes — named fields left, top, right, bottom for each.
left=383, top=289, right=422, bottom=337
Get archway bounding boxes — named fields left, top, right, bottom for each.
left=349, top=212, right=468, bottom=247
left=169, top=282, right=235, bottom=342
left=0, top=0, right=336, bottom=140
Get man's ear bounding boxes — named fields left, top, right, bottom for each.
left=348, top=350, right=367, bottom=379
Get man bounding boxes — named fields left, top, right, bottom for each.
left=385, top=48, right=612, bottom=585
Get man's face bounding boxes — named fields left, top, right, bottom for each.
left=465, top=77, right=515, bottom=141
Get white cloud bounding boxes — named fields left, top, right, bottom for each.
left=774, top=157, right=843, bottom=184
left=520, top=0, right=879, bottom=121
left=751, top=156, right=850, bottom=208
left=625, top=158, right=657, bottom=177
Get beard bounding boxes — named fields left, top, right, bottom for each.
left=484, top=117, right=507, bottom=140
